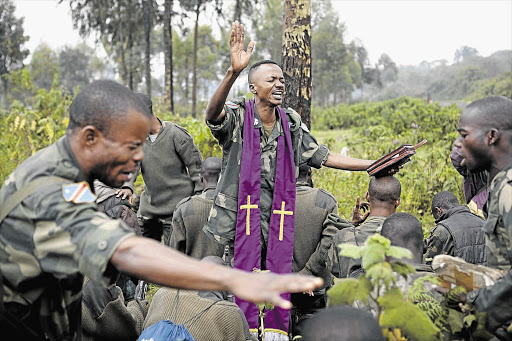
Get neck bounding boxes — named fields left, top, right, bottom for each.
left=489, top=154, right=512, bottom=181
left=68, top=134, right=94, bottom=186
left=255, top=99, right=277, bottom=125
left=149, top=116, right=161, bottom=135
left=369, top=205, right=396, bottom=218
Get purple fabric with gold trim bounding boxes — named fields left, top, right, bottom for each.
left=233, top=100, right=296, bottom=335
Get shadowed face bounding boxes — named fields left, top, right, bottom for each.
left=91, top=110, right=150, bottom=187
left=249, top=63, right=285, bottom=107
left=454, top=109, right=492, bottom=174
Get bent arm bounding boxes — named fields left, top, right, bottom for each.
left=323, top=153, right=374, bottom=171
left=205, top=68, right=241, bottom=124
left=111, top=236, right=322, bottom=309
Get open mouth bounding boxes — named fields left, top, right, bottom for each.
left=272, top=90, right=283, bottom=100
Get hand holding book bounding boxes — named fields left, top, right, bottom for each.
left=367, top=139, right=428, bottom=177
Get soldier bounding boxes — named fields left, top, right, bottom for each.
left=424, top=191, right=486, bottom=265
left=0, top=80, right=323, bottom=340
left=449, top=95, right=512, bottom=339
left=204, top=21, right=374, bottom=339
left=169, top=157, right=225, bottom=259
left=382, top=213, right=434, bottom=283
left=290, top=164, right=340, bottom=335
left=142, top=256, right=256, bottom=341
left=327, top=176, right=402, bottom=278
left=130, top=93, right=203, bottom=245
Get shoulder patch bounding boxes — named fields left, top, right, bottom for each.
left=225, top=101, right=240, bottom=109
left=62, top=182, right=96, bottom=203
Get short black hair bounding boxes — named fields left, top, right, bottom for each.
left=368, top=176, right=401, bottom=204
left=67, top=80, right=151, bottom=136
left=381, top=212, right=424, bottom=259
left=464, top=95, right=512, bottom=130
left=301, top=306, right=384, bottom=341
left=431, top=191, right=459, bottom=213
left=248, top=60, right=280, bottom=83
left=137, top=92, right=154, bottom=116
left=201, top=157, right=222, bottom=183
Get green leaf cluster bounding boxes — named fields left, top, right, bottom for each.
left=328, top=234, right=441, bottom=341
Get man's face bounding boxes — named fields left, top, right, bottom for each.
left=250, top=64, right=285, bottom=106
left=92, top=110, right=150, bottom=187
left=454, top=110, right=492, bottom=173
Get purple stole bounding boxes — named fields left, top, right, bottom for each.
left=234, top=99, right=296, bottom=336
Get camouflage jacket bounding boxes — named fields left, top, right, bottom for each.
left=467, top=163, right=512, bottom=333
left=293, top=185, right=339, bottom=289
left=327, top=216, right=386, bottom=278
left=203, top=97, right=329, bottom=247
left=135, top=119, right=203, bottom=220
left=0, top=136, right=135, bottom=339
left=169, top=186, right=225, bottom=259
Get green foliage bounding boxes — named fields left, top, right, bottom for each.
left=0, top=85, right=72, bottom=181
left=328, top=234, right=441, bottom=341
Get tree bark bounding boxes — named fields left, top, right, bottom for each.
left=143, top=0, right=152, bottom=96
left=282, top=0, right=312, bottom=130
left=163, top=0, right=174, bottom=113
left=192, top=1, right=201, bottom=117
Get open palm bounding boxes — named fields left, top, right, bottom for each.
left=230, top=21, right=255, bottom=73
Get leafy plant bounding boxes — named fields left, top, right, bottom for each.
left=327, top=234, right=441, bottom=341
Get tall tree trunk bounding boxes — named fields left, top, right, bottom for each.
left=233, top=0, right=242, bottom=22
left=282, top=0, right=312, bottom=130
left=163, top=0, right=174, bottom=112
left=143, top=0, right=152, bottom=96
left=192, top=2, right=201, bottom=117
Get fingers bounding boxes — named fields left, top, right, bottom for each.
left=230, top=21, right=236, bottom=47
left=247, top=41, right=255, bottom=55
left=270, top=294, right=292, bottom=310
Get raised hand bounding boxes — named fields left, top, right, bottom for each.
left=351, top=196, right=370, bottom=226
left=230, top=21, right=255, bottom=73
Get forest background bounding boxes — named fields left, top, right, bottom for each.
left=1, top=0, right=511, bottom=232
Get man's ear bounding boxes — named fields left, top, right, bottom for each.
left=249, top=83, right=257, bottom=94
left=488, top=128, right=500, bottom=145
left=80, top=125, right=101, bottom=147
left=395, top=198, right=401, bottom=208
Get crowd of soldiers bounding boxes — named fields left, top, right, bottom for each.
left=0, top=20, right=511, bottom=341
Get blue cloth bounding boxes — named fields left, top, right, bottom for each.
left=138, top=320, right=196, bottom=341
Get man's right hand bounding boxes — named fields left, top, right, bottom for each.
left=351, top=196, right=370, bottom=226
left=229, top=271, right=323, bottom=309
left=229, top=20, right=255, bottom=74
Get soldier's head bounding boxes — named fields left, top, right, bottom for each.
left=201, top=157, right=222, bottom=188
left=300, top=306, right=384, bottom=341
left=366, top=176, right=401, bottom=213
left=381, top=212, right=424, bottom=263
left=431, top=191, right=460, bottom=220
left=454, top=95, right=512, bottom=175
left=248, top=60, right=284, bottom=107
left=137, top=93, right=162, bottom=135
left=66, top=80, right=151, bottom=187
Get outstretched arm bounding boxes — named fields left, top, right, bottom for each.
left=111, top=236, right=322, bottom=309
left=323, top=153, right=374, bottom=171
left=205, top=21, right=255, bottom=124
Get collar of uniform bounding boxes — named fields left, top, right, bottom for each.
left=296, top=181, right=310, bottom=188
left=147, top=117, right=165, bottom=143
left=435, top=205, right=471, bottom=224
left=254, top=105, right=283, bottom=144
left=56, top=136, right=86, bottom=182
left=202, top=186, right=217, bottom=200
left=489, top=161, right=512, bottom=192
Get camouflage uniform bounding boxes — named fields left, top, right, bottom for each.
left=204, top=97, right=329, bottom=252
left=466, top=163, right=512, bottom=335
left=169, top=185, right=226, bottom=259
left=290, top=183, right=340, bottom=336
left=424, top=205, right=486, bottom=265
left=135, top=119, right=203, bottom=244
left=0, top=136, right=135, bottom=339
left=327, top=216, right=386, bottom=278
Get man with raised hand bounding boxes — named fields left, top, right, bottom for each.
left=204, top=21, right=373, bottom=339
left=0, top=80, right=322, bottom=340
